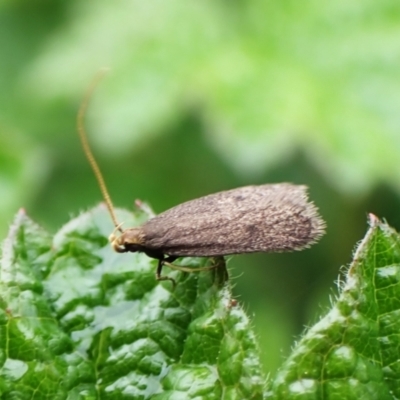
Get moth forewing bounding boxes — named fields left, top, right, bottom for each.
left=139, top=184, right=325, bottom=257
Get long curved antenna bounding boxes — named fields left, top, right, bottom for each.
left=77, top=69, right=123, bottom=232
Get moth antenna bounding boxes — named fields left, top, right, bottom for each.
left=77, top=68, right=123, bottom=233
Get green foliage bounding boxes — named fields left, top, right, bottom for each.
left=2, top=207, right=400, bottom=399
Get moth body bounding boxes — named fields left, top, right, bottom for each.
left=110, top=183, right=325, bottom=264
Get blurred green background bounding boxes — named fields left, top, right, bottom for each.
left=2, top=0, right=400, bottom=376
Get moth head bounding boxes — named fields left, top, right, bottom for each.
left=109, top=227, right=145, bottom=253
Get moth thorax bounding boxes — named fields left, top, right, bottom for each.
left=109, top=227, right=145, bottom=253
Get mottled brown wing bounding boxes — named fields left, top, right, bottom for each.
left=141, top=184, right=325, bottom=257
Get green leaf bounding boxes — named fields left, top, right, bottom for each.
left=0, top=205, right=265, bottom=399
left=267, top=214, right=400, bottom=400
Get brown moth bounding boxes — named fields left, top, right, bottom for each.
left=77, top=72, right=326, bottom=282
left=110, top=184, right=325, bottom=279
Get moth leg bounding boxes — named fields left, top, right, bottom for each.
left=211, top=256, right=229, bottom=285
left=156, top=256, right=223, bottom=286
left=163, top=255, right=224, bottom=273
left=163, top=261, right=218, bottom=273
left=155, top=257, right=177, bottom=287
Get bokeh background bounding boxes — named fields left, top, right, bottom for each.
left=2, top=0, right=400, bottom=375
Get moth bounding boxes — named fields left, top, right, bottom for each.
left=109, top=184, right=325, bottom=280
